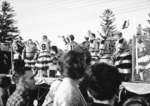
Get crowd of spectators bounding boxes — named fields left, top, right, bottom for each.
left=0, top=31, right=149, bottom=106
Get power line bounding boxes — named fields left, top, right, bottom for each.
left=34, top=0, right=133, bottom=9
left=44, top=0, right=148, bottom=10
left=115, top=6, right=150, bottom=15
left=37, top=0, right=150, bottom=16
left=14, top=0, right=150, bottom=24
left=35, top=0, right=113, bottom=11
left=63, top=0, right=146, bottom=9
left=42, top=0, right=111, bottom=8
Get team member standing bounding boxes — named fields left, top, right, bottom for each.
left=22, top=39, right=38, bottom=69
left=35, top=35, right=51, bottom=77
left=113, top=32, right=132, bottom=81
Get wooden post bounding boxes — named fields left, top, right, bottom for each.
left=135, top=36, right=139, bottom=75
left=131, top=35, right=136, bottom=81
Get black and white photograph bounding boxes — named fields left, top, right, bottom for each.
left=0, top=0, right=150, bottom=106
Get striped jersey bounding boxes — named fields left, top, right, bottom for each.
left=67, top=41, right=78, bottom=51
left=113, top=50, right=132, bottom=74
left=137, top=55, right=150, bottom=72
left=40, top=40, right=51, bottom=52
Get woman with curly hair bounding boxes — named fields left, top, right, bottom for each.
left=52, top=50, right=87, bottom=106
left=52, top=47, right=89, bottom=106
left=42, top=45, right=91, bottom=106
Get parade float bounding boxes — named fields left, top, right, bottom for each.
left=119, top=27, right=150, bottom=105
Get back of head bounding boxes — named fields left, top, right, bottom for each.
left=61, top=50, right=86, bottom=80
left=0, top=76, right=11, bottom=88
left=87, top=63, right=122, bottom=101
left=12, top=60, right=32, bottom=84
left=59, top=46, right=91, bottom=80
left=13, top=60, right=25, bottom=74
left=73, top=45, right=91, bottom=65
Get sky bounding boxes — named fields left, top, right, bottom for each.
left=3, top=0, right=150, bottom=49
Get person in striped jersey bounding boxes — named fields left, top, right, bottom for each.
left=89, top=33, right=99, bottom=64
left=35, top=35, right=51, bottom=77
left=137, top=55, right=150, bottom=81
left=67, top=34, right=78, bottom=51
left=22, top=39, right=38, bottom=69
left=113, top=33, right=132, bottom=82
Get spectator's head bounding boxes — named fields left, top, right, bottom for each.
left=61, top=51, right=86, bottom=80
left=0, top=76, right=11, bottom=88
left=87, top=63, right=122, bottom=101
left=60, top=46, right=91, bottom=80
left=13, top=60, right=36, bottom=90
left=73, top=45, right=91, bottom=66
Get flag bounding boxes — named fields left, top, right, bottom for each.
left=122, top=20, right=130, bottom=29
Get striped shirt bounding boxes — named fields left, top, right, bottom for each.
left=113, top=50, right=132, bottom=74
left=137, top=55, right=150, bottom=72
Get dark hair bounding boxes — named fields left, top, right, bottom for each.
left=0, top=76, right=11, bottom=88
left=69, top=34, right=75, bottom=41
left=12, top=60, right=32, bottom=83
left=91, top=33, right=95, bottom=38
left=119, top=38, right=124, bottom=44
left=85, top=37, right=89, bottom=41
left=87, top=63, right=122, bottom=100
left=118, top=32, right=122, bottom=37
left=13, top=60, right=25, bottom=74
left=101, top=40, right=105, bottom=44
left=51, top=46, right=58, bottom=54
left=43, top=35, right=47, bottom=39
left=73, top=45, right=91, bottom=65
left=61, top=50, right=87, bottom=80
